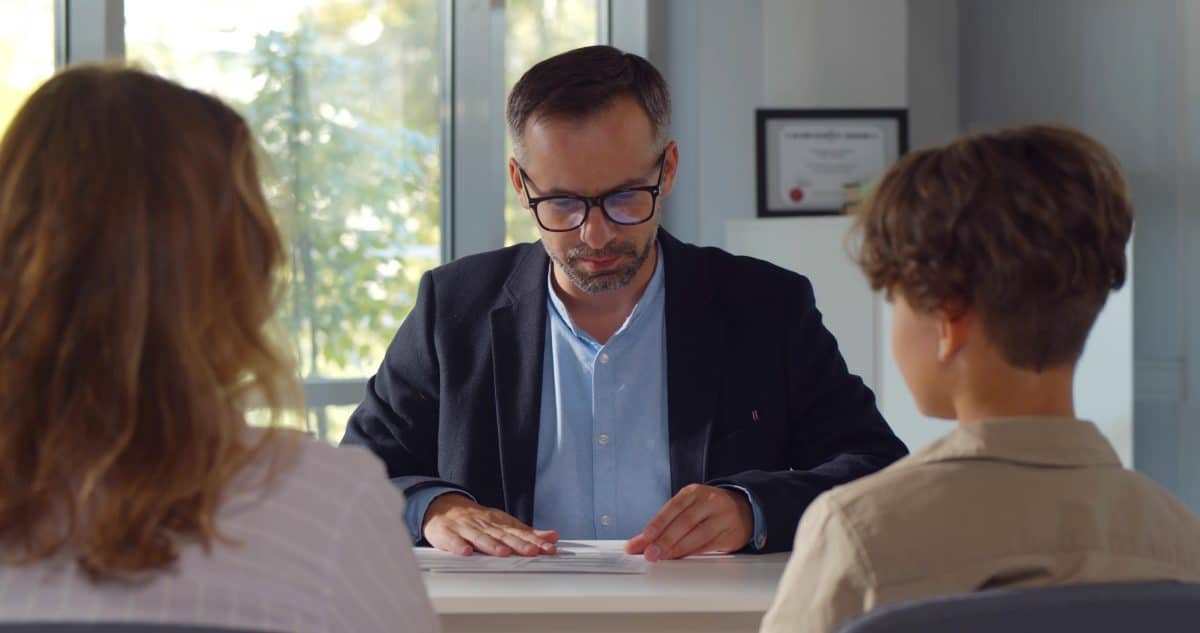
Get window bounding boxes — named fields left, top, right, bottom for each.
left=503, top=0, right=604, bottom=245
left=7, top=2, right=619, bottom=442
left=126, top=0, right=443, bottom=441
left=15, top=0, right=624, bottom=442
left=0, top=0, right=55, bottom=134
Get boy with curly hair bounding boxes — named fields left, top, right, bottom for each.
left=760, top=124, right=1200, bottom=633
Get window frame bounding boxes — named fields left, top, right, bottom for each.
left=56, top=0, right=644, bottom=411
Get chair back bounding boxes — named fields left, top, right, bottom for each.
left=836, top=582, right=1200, bottom=633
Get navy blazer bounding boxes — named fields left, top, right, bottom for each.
left=341, top=229, right=908, bottom=553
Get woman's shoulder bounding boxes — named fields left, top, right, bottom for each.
left=223, top=430, right=402, bottom=526
left=290, top=434, right=391, bottom=479
left=278, top=434, right=398, bottom=504
left=241, top=427, right=390, bottom=482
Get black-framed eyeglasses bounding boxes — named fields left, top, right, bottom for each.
left=518, top=151, right=667, bottom=232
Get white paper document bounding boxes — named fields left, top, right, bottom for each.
left=416, top=543, right=649, bottom=574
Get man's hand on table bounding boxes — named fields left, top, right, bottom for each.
left=422, top=493, right=559, bottom=557
left=625, top=484, right=753, bottom=562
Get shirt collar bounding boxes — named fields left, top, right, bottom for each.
left=901, top=417, right=1123, bottom=469
left=546, top=240, right=665, bottom=343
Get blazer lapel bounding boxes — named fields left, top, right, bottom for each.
left=490, top=245, right=550, bottom=524
left=661, top=230, right=723, bottom=493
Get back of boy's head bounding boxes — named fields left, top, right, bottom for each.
left=855, top=123, right=1133, bottom=371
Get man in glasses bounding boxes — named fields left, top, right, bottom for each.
left=343, top=45, right=907, bottom=560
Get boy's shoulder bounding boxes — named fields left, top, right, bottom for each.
left=819, top=447, right=959, bottom=519
left=811, top=439, right=1200, bottom=587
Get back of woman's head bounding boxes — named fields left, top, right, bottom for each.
left=0, top=65, right=299, bottom=578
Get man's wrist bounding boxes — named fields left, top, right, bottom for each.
left=405, top=486, right=476, bottom=544
left=423, top=491, right=475, bottom=529
left=716, top=484, right=768, bottom=551
left=732, top=490, right=754, bottom=547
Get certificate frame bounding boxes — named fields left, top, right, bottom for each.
left=756, top=108, right=908, bottom=217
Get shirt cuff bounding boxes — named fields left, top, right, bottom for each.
left=718, top=484, right=768, bottom=551
left=404, top=485, right=475, bottom=545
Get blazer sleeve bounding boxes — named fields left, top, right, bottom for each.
left=707, top=275, right=908, bottom=553
left=341, top=271, right=471, bottom=500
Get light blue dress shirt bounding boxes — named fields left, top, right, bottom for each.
left=530, top=244, right=672, bottom=539
left=405, top=242, right=765, bottom=548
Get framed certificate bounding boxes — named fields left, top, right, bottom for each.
left=756, top=109, right=908, bottom=216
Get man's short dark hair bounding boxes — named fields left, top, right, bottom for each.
left=506, top=45, right=671, bottom=158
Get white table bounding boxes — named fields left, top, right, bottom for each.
left=419, top=540, right=790, bottom=633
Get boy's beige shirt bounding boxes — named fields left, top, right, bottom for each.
left=759, top=418, right=1200, bottom=633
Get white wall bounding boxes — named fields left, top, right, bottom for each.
left=653, top=0, right=923, bottom=247
left=660, top=0, right=1152, bottom=473
left=762, top=0, right=906, bottom=108
left=659, top=0, right=965, bottom=451
left=652, top=0, right=960, bottom=246
left=906, top=0, right=960, bottom=149
left=652, top=0, right=763, bottom=248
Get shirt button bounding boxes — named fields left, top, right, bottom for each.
left=598, top=434, right=609, bottom=446
left=600, top=515, right=612, bottom=526
left=598, top=353, right=610, bottom=364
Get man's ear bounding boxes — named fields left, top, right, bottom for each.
left=937, top=302, right=971, bottom=364
left=508, top=157, right=527, bottom=208
left=659, top=141, right=680, bottom=198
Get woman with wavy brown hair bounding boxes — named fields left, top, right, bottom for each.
left=0, top=65, right=436, bottom=632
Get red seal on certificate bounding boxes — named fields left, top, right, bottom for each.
left=788, top=187, right=804, bottom=203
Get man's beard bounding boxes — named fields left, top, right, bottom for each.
left=550, top=237, right=655, bottom=294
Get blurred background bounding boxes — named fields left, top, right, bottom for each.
left=1, top=0, right=1196, bottom=512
